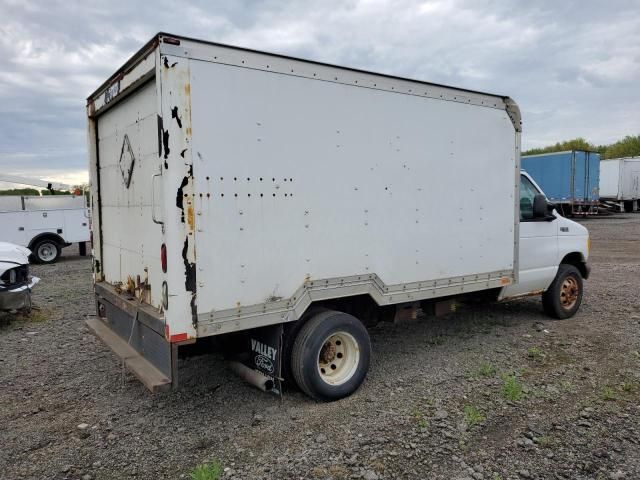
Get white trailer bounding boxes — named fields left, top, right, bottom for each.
left=86, top=33, right=590, bottom=400
left=0, top=195, right=90, bottom=263
left=599, top=157, right=640, bottom=212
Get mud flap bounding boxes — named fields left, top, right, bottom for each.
left=242, top=324, right=284, bottom=397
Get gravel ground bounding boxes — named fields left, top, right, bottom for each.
left=1, top=214, right=639, bottom=480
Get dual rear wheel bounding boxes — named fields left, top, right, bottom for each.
left=289, top=310, right=371, bottom=401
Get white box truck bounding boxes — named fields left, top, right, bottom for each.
left=0, top=195, right=90, bottom=263
left=86, top=33, right=590, bottom=401
left=599, top=157, right=640, bottom=212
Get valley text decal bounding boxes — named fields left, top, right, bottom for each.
left=251, top=338, right=277, bottom=374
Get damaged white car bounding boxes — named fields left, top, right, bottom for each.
left=0, top=242, right=40, bottom=311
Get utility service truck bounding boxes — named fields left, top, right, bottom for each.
left=86, top=33, right=590, bottom=401
left=0, top=174, right=90, bottom=263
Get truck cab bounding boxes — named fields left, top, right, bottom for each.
left=500, top=171, right=590, bottom=318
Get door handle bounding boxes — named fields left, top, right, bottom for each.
left=18, top=227, right=24, bottom=231
left=152, top=173, right=164, bottom=225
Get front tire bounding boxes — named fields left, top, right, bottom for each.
left=291, top=310, right=370, bottom=401
left=542, top=264, right=583, bottom=319
left=32, top=239, right=61, bottom=264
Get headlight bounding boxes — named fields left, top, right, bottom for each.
left=9, top=269, right=16, bottom=284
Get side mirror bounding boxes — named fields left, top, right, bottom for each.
left=533, top=194, right=548, bottom=218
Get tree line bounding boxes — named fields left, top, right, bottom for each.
left=0, top=188, right=73, bottom=196
left=522, top=135, right=640, bottom=159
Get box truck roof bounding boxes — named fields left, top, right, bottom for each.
left=87, top=32, right=521, bottom=132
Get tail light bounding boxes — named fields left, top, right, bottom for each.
left=161, top=244, right=167, bottom=273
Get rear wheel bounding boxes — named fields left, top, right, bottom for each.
left=291, top=310, right=370, bottom=401
left=32, top=239, right=61, bottom=264
left=542, top=264, right=583, bottom=319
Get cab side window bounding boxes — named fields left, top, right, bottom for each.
left=520, top=175, right=539, bottom=221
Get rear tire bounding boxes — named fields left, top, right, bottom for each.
left=32, top=239, right=61, bottom=264
left=291, top=310, right=370, bottom=401
left=542, top=264, right=583, bottom=319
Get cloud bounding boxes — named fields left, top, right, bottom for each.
left=0, top=0, right=638, bottom=184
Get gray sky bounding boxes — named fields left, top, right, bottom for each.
left=1, top=0, right=639, bottom=186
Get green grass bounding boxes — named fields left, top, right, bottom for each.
left=600, top=386, right=617, bottom=401
left=463, top=405, right=485, bottom=426
left=559, top=380, right=573, bottom=391
left=477, top=362, right=497, bottom=378
left=536, top=435, right=554, bottom=448
left=502, top=374, right=524, bottom=402
left=412, top=409, right=429, bottom=429
left=1, top=307, right=51, bottom=325
left=621, top=382, right=635, bottom=393
left=190, top=461, right=222, bottom=480
left=465, top=362, right=496, bottom=380
left=527, top=346, right=544, bottom=361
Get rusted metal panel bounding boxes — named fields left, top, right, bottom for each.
left=157, top=53, right=198, bottom=341
left=95, top=282, right=165, bottom=336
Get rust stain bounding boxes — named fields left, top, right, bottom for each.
left=125, top=276, right=136, bottom=295
left=186, top=127, right=192, bottom=136
left=187, top=204, right=195, bottom=231
left=184, top=83, right=191, bottom=95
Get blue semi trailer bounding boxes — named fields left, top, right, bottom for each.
left=521, top=150, right=600, bottom=215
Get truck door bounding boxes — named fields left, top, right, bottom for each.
left=95, top=80, right=165, bottom=308
left=502, top=174, right=558, bottom=298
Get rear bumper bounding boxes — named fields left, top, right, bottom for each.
left=0, top=276, right=40, bottom=311
left=89, top=282, right=178, bottom=392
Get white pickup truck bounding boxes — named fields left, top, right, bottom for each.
left=86, top=33, right=590, bottom=401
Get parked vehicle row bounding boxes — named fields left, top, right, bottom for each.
left=521, top=151, right=640, bottom=215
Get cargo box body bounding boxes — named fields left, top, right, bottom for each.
left=599, top=157, right=640, bottom=201
left=521, top=151, right=600, bottom=209
left=87, top=33, right=521, bottom=388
